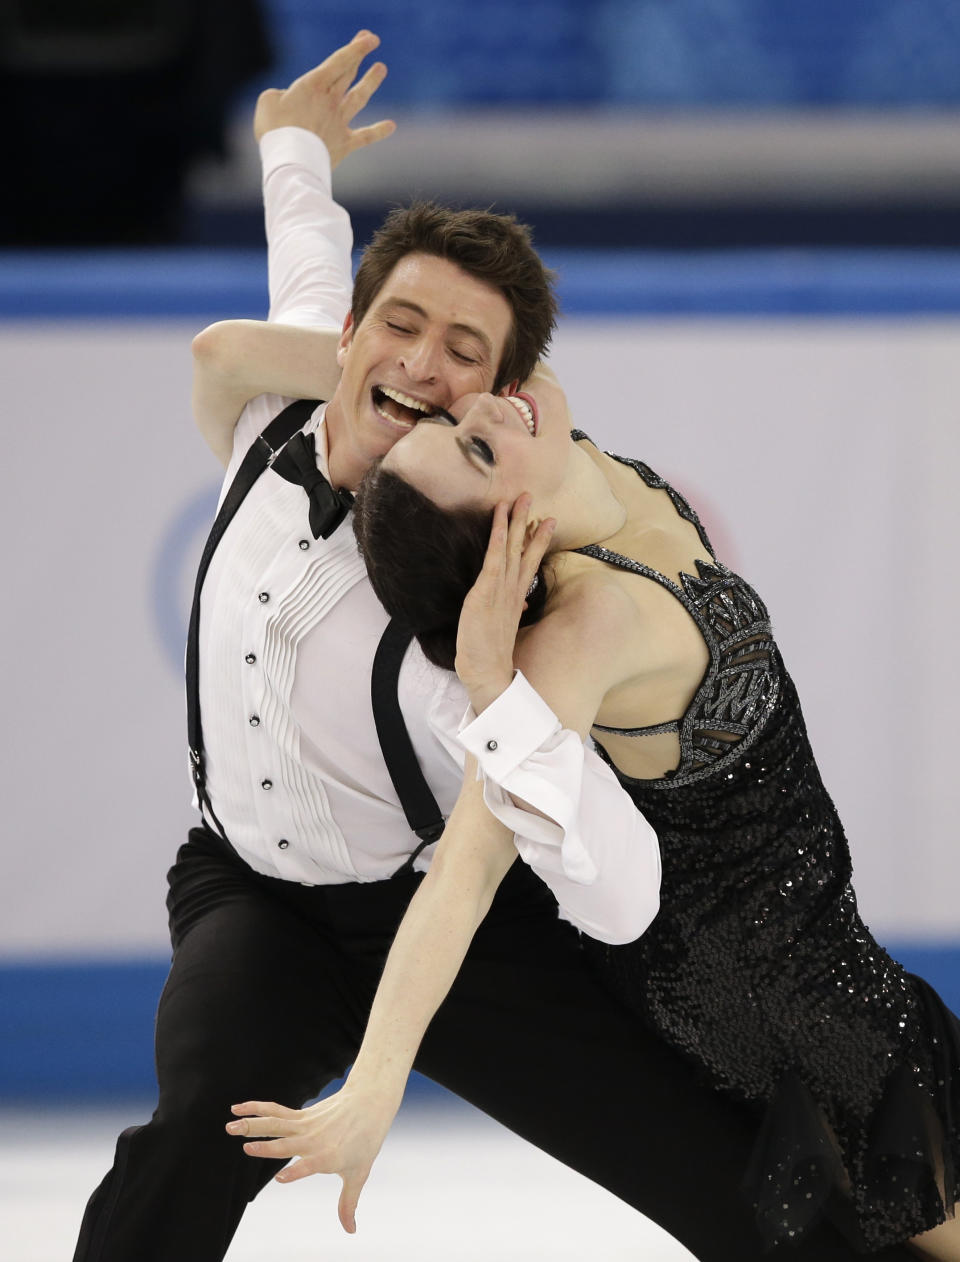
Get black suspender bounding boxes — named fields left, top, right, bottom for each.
left=185, top=398, right=445, bottom=872
left=371, top=620, right=446, bottom=876
left=186, top=399, right=320, bottom=840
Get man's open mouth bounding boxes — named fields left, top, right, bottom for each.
left=371, top=385, right=435, bottom=429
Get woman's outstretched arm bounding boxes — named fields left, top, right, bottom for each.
left=225, top=760, right=517, bottom=1232
left=226, top=499, right=660, bottom=1228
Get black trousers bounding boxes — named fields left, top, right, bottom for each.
left=74, top=826, right=912, bottom=1261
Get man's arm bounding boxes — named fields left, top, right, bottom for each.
left=258, top=31, right=393, bottom=325
left=455, top=667, right=662, bottom=946
left=191, top=32, right=395, bottom=463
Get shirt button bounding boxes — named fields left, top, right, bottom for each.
left=258, top=592, right=270, bottom=604
left=298, top=539, right=310, bottom=551
left=277, top=839, right=290, bottom=850
left=244, top=653, right=256, bottom=665
left=486, top=739, right=498, bottom=751
left=249, top=715, right=260, bottom=727
left=261, top=778, right=272, bottom=790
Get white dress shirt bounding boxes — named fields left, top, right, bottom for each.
left=195, top=126, right=660, bottom=945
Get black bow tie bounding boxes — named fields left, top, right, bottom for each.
left=271, top=430, right=354, bottom=539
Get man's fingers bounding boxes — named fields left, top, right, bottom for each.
left=342, top=61, right=388, bottom=121
left=347, top=120, right=397, bottom=152
left=293, top=30, right=380, bottom=94
left=255, top=87, right=282, bottom=113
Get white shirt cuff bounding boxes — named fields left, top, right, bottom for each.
left=457, top=672, right=561, bottom=777
left=259, top=127, right=333, bottom=189
left=457, top=673, right=598, bottom=885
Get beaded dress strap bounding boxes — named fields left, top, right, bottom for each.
left=571, top=432, right=703, bottom=737
left=570, top=431, right=716, bottom=560
left=593, top=718, right=680, bottom=737
left=570, top=445, right=778, bottom=786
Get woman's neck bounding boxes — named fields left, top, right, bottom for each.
left=547, top=440, right=627, bottom=552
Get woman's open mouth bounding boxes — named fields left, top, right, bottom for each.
left=506, top=392, right=538, bottom=436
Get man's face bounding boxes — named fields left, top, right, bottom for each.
left=326, top=253, right=514, bottom=485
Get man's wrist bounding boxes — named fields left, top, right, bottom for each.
left=259, top=127, right=332, bottom=187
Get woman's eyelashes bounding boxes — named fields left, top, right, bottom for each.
left=430, top=407, right=459, bottom=426
left=429, top=409, right=493, bottom=465
left=471, top=436, right=495, bottom=465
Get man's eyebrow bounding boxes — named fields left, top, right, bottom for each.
left=379, top=299, right=493, bottom=359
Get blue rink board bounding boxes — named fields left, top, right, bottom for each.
left=3, top=249, right=960, bottom=319
left=1, top=947, right=959, bottom=1100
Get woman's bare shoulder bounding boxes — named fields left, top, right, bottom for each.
left=545, top=549, right=668, bottom=630
left=513, top=561, right=642, bottom=733
left=527, top=548, right=707, bottom=685
left=522, top=555, right=639, bottom=664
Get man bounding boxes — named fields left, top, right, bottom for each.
left=73, top=33, right=911, bottom=1262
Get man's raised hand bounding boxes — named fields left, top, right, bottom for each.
left=254, top=30, right=396, bottom=166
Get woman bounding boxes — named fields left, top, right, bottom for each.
left=225, top=366, right=960, bottom=1258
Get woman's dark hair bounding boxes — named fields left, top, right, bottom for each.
left=353, top=461, right=549, bottom=671
left=351, top=201, right=557, bottom=392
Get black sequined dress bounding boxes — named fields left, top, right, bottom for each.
left=572, top=436, right=960, bottom=1252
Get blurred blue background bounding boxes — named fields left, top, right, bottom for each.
left=4, top=0, right=960, bottom=248
left=261, top=0, right=960, bottom=107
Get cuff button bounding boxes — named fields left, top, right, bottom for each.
left=486, top=739, right=498, bottom=751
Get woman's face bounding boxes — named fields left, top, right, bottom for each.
left=380, top=371, right=572, bottom=514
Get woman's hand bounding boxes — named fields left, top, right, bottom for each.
left=455, top=495, right=556, bottom=713
left=226, top=1080, right=403, bottom=1233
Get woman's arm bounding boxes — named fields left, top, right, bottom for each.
left=226, top=762, right=517, bottom=1231
left=453, top=498, right=662, bottom=944
left=191, top=321, right=343, bottom=465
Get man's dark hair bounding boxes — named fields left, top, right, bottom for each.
left=353, top=461, right=549, bottom=671
left=352, top=202, right=557, bottom=392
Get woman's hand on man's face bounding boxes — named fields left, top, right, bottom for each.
left=455, top=495, right=556, bottom=713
